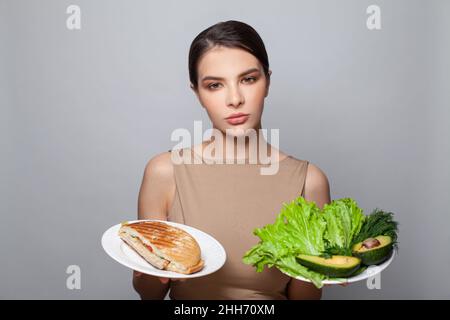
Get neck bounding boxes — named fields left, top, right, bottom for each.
left=200, top=123, right=278, bottom=164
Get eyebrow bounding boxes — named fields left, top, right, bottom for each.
left=201, top=67, right=261, bottom=82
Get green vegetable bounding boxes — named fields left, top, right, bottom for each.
left=350, top=265, right=368, bottom=277
left=242, top=197, right=399, bottom=289
left=352, top=235, right=393, bottom=265
left=242, top=196, right=327, bottom=288
left=296, top=254, right=361, bottom=278
left=321, top=198, right=365, bottom=257
left=352, top=209, right=399, bottom=246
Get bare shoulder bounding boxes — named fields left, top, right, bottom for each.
left=304, top=162, right=331, bottom=208
left=138, top=151, right=176, bottom=220
left=144, top=151, right=174, bottom=179
left=305, top=162, right=329, bottom=188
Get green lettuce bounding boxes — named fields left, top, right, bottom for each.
left=242, top=196, right=370, bottom=288
left=242, top=197, right=327, bottom=288
left=322, top=198, right=365, bottom=256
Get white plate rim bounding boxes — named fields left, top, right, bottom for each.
left=101, top=219, right=227, bottom=279
left=281, top=247, right=397, bottom=285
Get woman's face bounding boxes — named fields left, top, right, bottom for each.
left=192, top=46, right=271, bottom=137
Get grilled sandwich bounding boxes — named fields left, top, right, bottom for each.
left=118, top=221, right=204, bottom=274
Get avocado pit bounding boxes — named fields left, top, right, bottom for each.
left=362, top=237, right=381, bottom=249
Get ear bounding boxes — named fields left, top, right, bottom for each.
left=190, top=83, right=198, bottom=97
left=265, top=70, right=272, bottom=97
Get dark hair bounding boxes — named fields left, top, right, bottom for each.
left=188, top=20, right=270, bottom=89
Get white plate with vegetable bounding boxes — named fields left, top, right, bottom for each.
left=243, top=197, right=399, bottom=288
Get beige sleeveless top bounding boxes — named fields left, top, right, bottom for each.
left=167, top=148, right=309, bottom=300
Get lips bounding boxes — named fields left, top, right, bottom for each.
left=226, top=112, right=249, bottom=119
left=226, top=113, right=249, bottom=125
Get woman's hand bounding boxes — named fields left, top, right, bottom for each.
left=157, top=277, right=187, bottom=284
left=134, top=272, right=186, bottom=284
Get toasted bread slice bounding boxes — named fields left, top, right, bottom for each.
left=118, top=221, right=204, bottom=274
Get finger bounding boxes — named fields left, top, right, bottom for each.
left=158, top=277, right=169, bottom=284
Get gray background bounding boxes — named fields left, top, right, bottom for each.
left=1, top=0, right=449, bottom=299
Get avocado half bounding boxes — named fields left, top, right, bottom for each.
left=296, top=254, right=361, bottom=278
left=352, top=235, right=393, bottom=265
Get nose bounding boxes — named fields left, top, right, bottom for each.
left=226, top=84, right=244, bottom=108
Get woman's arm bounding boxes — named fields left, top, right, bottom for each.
left=132, top=152, right=175, bottom=300
left=286, top=162, right=331, bottom=300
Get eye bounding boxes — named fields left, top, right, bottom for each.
left=207, top=83, right=222, bottom=90
left=242, top=76, right=257, bottom=84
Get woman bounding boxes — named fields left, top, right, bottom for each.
left=132, top=20, right=330, bottom=300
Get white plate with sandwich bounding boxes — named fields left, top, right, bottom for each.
left=102, top=219, right=227, bottom=278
